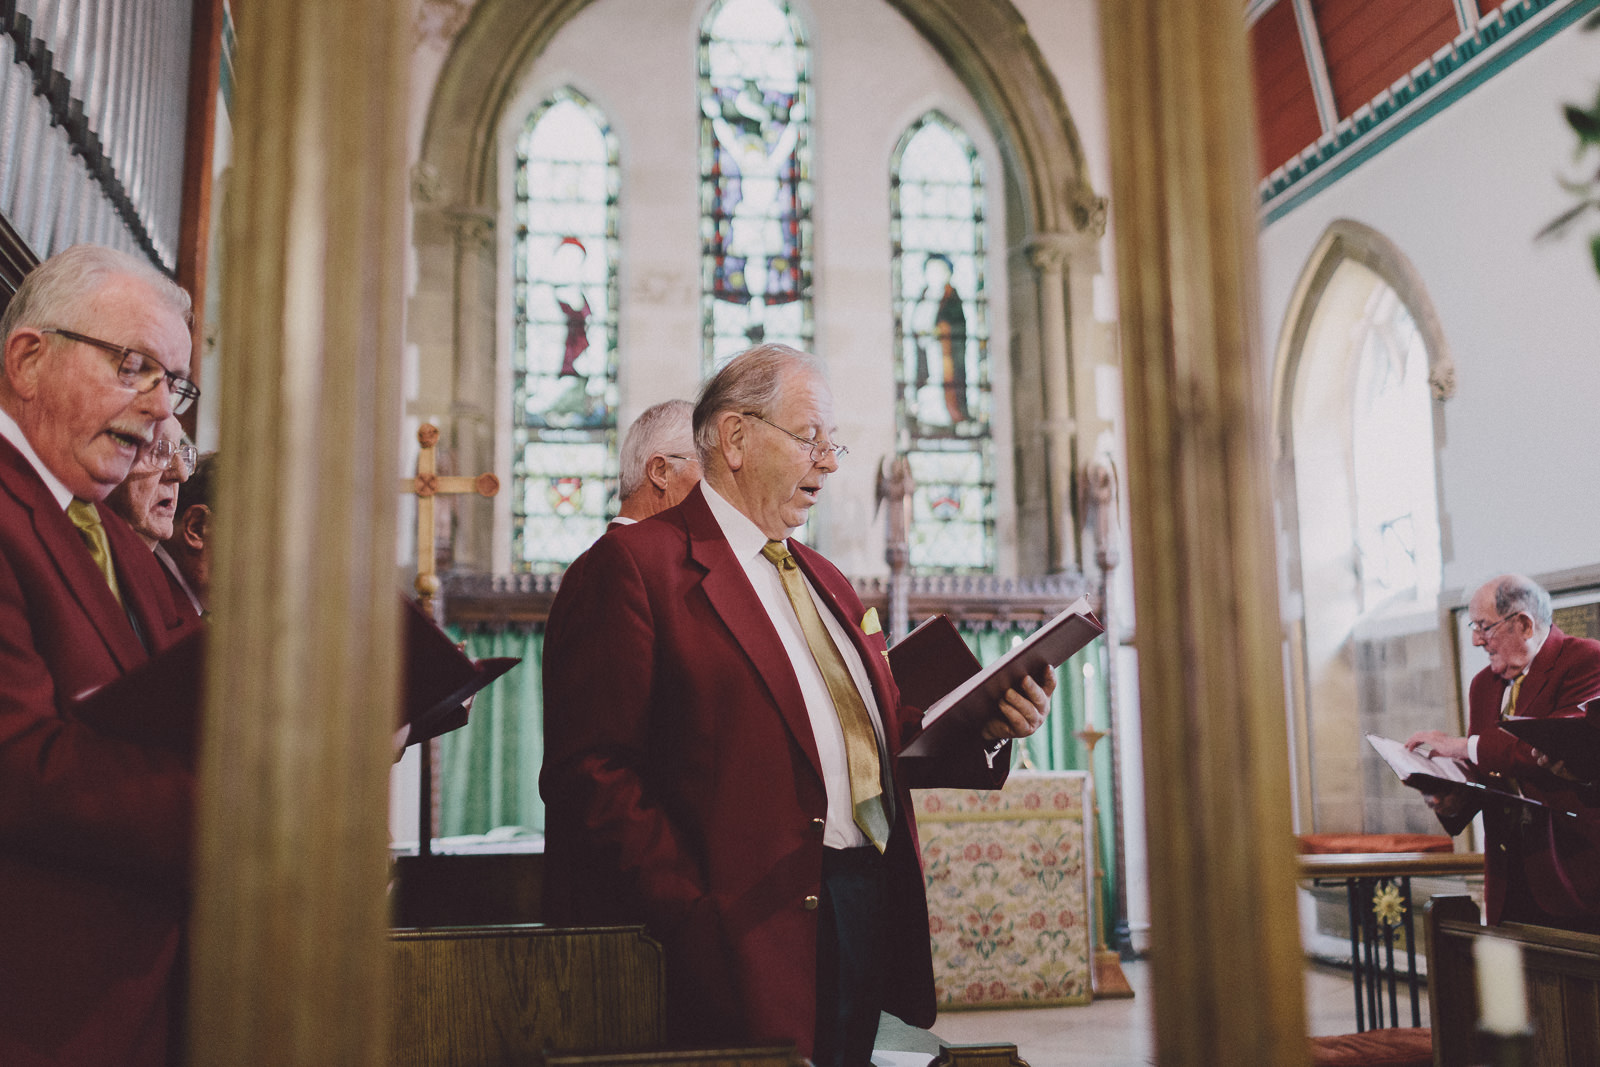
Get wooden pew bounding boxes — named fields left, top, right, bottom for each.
left=391, top=852, right=545, bottom=927
left=391, top=924, right=664, bottom=1067
left=1426, top=895, right=1600, bottom=1066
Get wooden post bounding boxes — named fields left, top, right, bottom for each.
left=185, top=0, right=410, bottom=1063
left=1099, top=2, right=1310, bottom=1063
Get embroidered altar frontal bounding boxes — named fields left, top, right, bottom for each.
left=915, top=770, right=1094, bottom=1009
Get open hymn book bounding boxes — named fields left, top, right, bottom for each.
left=892, top=595, right=1104, bottom=760
left=1366, top=733, right=1577, bottom=835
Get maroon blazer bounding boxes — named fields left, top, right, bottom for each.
left=541, top=485, right=1007, bottom=1057
left=1467, top=626, right=1600, bottom=925
left=0, top=435, right=201, bottom=1066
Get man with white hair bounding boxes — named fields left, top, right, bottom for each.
left=612, top=398, right=701, bottom=527
left=0, top=244, right=203, bottom=1064
left=1407, top=574, right=1600, bottom=930
left=543, top=343, right=1055, bottom=1065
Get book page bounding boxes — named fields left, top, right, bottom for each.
left=1366, top=733, right=1470, bottom=784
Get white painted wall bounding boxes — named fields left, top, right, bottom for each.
left=1260, top=18, right=1600, bottom=593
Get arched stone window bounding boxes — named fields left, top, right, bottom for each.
left=511, top=87, right=621, bottom=572
left=698, top=0, right=812, bottom=372
left=891, top=111, right=994, bottom=573
left=1274, top=220, right=1455, bottom=833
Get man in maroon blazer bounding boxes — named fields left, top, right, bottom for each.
left=542, top=343, right=1054, bottom=1066
left=611, top=398, right=701, bottom=530
left=0, top=244, right=204, bottom=1065
left=1407, top=575, right=1600, bottom=929
left=106, top=416, right=200, bottom=622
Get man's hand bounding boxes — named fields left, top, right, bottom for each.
left=1533, top=749, right=1585, bottom=782
left=1405, top=730, right=1468, bottom=761
left=981, top=669, right=1057, bottom=743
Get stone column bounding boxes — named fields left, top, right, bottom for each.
left=1100, top=2, right=1310, bottom=1064
left=447, top=208, right=498, bottom=572
left=1025, top=232, right=1077, bottom=573
left=186, top=0, right=409, bottom=1063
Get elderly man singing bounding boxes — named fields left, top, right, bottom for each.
left=1407, top=574, right=1600, bottom=930
left=0, top=244, right=204, bottom=1065
left=541, top=343, right=1055, bottom=1066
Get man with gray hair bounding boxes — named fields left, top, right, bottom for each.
left=1407, top=574, right=1600, bottom=929
left=542, top=342, right=1056, bottom=1064
left=613, top=398, right=701, bottom=527
left=0, top=244, right=203, bottom=1064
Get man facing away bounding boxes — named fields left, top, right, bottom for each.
left=1407, top=574, right=1600, bottom=930
left=0, top=243, right=203, bottom=1065
left=541, top=343, right=1054, bottom=1066
left=612, top=398, right=702, bottom=528
left=105, top=416, right=200, bottom=620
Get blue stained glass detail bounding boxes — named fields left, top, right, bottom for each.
left=891, top=112, right=994, bottom=574
left=699, top=0, right=813, bottom=372
left=512, top=88, right=621, bottom=573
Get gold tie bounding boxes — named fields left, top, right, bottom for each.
left=67, top=498, right=122, bottom=606
left=1502, top=675, right=1524, bottom=719
left=762, top=540, right=891, bottom=851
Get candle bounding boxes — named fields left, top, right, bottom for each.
left=1474, top=937, right=1530, bottom=1036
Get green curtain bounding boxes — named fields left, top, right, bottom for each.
left=437, top=627, right=546, bottom=837
left=957, top=623, right=1117, bottom=936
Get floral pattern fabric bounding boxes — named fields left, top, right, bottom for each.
left=915, top=771, right=1093, bottom=1009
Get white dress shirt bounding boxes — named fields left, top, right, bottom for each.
left=701, top=482, right=888, bottom=849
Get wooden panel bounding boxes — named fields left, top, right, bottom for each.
left=1251, top=0, right=1323, bottom=177
left=391, top=925, right=666, bottom=1067
left=390, top=853, right=546, bottom=928
left=1426, top=895, right=1600, bottom=1067
left=1310, top=0, right=1457, bottom=118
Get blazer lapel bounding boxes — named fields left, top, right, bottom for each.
left=1516, top=628, right=1565, bottom=716
left=682, top=488, right=825, bottom=782
left=0, top=439, right=146, bottom=671
left=789, top=541, right=900, bottom=726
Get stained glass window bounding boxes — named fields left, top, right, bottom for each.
left=698, top=0, right=813, bottom=372
left=1351, top=284, right=1440, bottom=611
left=891, top=112, right=994, bottom=573
left=512, top=88, right=621, bottom=573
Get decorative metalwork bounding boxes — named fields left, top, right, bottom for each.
left=891, top=112, right=994, bottom=574
left=511, top=87, right=620, bottom=573
left=698, top=0, right=812, bottom=372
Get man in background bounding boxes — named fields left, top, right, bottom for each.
left=1407, top=574, right=1600, bottom=930
left=157, top=450, right=213, bottom=617
left=612, top=398, right=700, bottom=528
left=0, top=243, right=203, bottom=1065
left=105, top=416, right=199, bottom=619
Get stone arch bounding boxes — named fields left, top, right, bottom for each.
left=411, top=0, right=1104, bottom=574
left=1270, top=218, right=1456, bottom=832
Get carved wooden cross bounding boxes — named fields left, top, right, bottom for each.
left=399, top=423, right=499, bottom=613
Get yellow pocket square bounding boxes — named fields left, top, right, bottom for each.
left=860, top=607, right=882, bottom=635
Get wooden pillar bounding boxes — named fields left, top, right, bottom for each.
left=185, top=0, right=410, bottom=1062
left=1099, top=3, right=1310, bottom=1065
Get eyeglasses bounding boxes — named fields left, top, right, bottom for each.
left=742, top=412, right=849, bottom=463
left=662, top=453, right=698, bottom=464
left=41, top=328, right=200, bottom=415
left=143, top=437, right=199, bottom=477
left=1468, top=615, right=1515, bottom=637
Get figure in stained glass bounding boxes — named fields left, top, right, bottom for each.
left=699, top=0, right=812, bottom=370
left=511, top=87, right=620, bottom=572
left=909, top=253, right=971, bottom=427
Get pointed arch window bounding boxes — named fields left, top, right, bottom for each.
left=698, top=0, right=813, bottom=372
left=511, top=87, right=621, bottom=573
left=891, top=112, right=994, bottom=573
